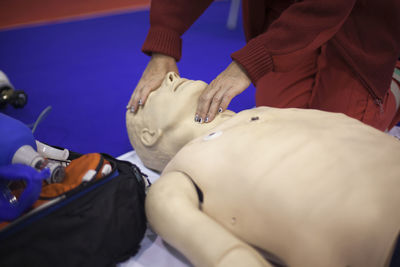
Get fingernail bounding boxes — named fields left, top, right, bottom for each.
left=218, top=107, right=223, bottom=113
left=138, top=99, right=143, bottom=105
left=194, top=114, right=199, bottom=122
left=199, top=118, right=203, bottom=124
left=130, top=106, right=135, bottom=113
left=205, top=117, right=209, bottom=123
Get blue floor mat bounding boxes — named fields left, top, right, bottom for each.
left=0, top=1, right=255, bottom=156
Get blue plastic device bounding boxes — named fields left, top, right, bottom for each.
left=0, top=113, right=37, bottom=166
left=0, top=164, right=50, bottom=221
left=0, top=113, right=49, bottom=221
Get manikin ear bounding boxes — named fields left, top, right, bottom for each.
left=140, top=128, right=162, bottom=147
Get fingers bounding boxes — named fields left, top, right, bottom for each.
left=128, top=53, right=178, bottom=113
left=195, top=61, right=251, bottom=123
left=127, top=86, right=141, bottom=113
left=128, top=86, right=146, bottom=113
left=128, top=80, right=160, bottom=113
left=195, top=80, right=218, bottom=123
left=209, top=89, right=233, bottom=121
left=195, top=82, right=238, bottom=124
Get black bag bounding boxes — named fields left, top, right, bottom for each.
left=0, top=151, right=147, bottom=267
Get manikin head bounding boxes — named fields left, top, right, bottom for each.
left=126, top=72, right=235, bottom=172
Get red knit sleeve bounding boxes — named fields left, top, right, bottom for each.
left=142, top=0, right=214, bottom=61
left=231, top=0, right=356, bottom=84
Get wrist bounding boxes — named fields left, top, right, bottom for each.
left=232, top=61, right=251, bottom=83
left=148, top=53, right=179, bottom=74
left=151, top=53, right=176, bottom=63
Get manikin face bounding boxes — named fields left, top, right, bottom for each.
left=126, top=72, right=234, bottom=172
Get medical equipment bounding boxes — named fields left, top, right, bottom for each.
left=0, top=71, right=27, bottom=109
left=0, top=113, right=65, bottom=183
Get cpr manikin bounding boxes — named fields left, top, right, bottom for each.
left=126, top=73, right=400, bottom=267
left=126, top=72, right=235, bottom=172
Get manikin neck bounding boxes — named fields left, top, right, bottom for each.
left=190, top=110, right=236, bottom=140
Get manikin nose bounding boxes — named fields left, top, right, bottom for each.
left=165, top=72, right=187, bottom=92
left=168, top=72, right=179, bottom=82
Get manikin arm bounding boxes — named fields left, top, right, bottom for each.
left=145, top=171, right=272, bottom=267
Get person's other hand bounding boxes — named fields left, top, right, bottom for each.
left=195, top=61, right=251, bottom=123
left=128, top=53, right=178, bottom=113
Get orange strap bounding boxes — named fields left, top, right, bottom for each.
left=40, top=153, right=109, bottom=198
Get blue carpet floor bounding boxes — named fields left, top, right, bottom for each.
left=0, top=1, right=255, bottom=157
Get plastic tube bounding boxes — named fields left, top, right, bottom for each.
left=36, top=140, right=69, bottom=161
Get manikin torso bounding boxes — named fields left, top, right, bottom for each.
left=127, top=73, right=400, bottom=267
left=163, top=107, right=400, bottom=267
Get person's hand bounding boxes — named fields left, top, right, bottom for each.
left=127, top=53, right=179, bottom=113
left=195, top=61, right=251, bottom=123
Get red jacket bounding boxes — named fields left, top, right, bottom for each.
left=142, top=0, right=400, bottom=101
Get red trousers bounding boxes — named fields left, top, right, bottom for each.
left=255, top=46, right=400, bottom=131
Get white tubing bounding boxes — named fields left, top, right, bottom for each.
left=12, top=145, right=44, bottom=168
left=36, top=140, right=69, bottom=161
